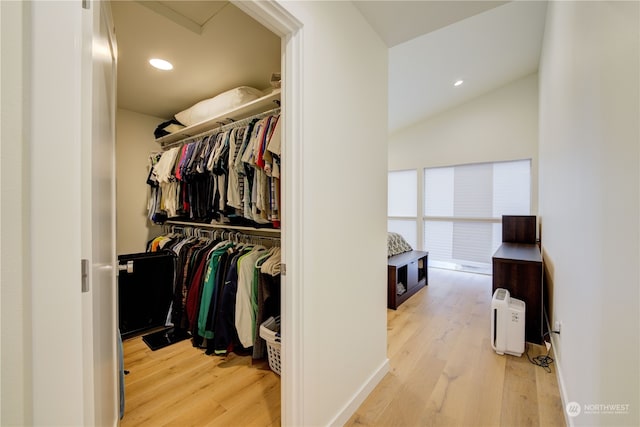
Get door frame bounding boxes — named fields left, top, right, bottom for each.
left=12, top=1, right=305, bottom=425
left=231, top=2, right=304, bottom=425
left=82, top=0, right=119, bottom=425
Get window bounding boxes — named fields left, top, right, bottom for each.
left=387, top=169, right=417, bottom=249
left=423, top=159, right=531, bottom=272
left=387, top=160, right=531, bottom=272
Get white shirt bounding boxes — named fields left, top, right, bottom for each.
left=235, top=246, right=267, bottom=348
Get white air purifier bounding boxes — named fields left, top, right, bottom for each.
left=491, top=288, right=525, bottom=357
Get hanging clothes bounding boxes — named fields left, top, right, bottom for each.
left=147, top=228, right=281, bottom=359
left=146, top=111, right=281, bottom=229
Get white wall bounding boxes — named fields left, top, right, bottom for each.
left=4, top=0, right=388, bottom=425
left=539, top=2, right=639, bottom=426
left=0, top=1, right=31, bottom=425
left=389, top=73, right=539, bottom=215
left=278, top=2, right=390, bottom=425
left=389, top=74, right=539, bottom=253
left=115, top=109, right=164, bottom=255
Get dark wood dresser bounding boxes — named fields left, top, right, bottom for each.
left=388, top=250, right=428, bottom=310
left=492, top=216, right=543, bottom=344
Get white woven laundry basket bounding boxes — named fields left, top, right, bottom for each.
left=259, top=316, right=281, bottom=375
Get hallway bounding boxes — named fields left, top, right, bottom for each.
left=347, top=268, right=565, bottom=426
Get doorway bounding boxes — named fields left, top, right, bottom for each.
left=112, top=1, right=303, bottom=425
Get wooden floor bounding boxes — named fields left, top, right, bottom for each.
left=121, top=268, right=565, bottom=426
left=346, top=268, right=565, bottom=427
left=121, top=336, right=281, bottom=426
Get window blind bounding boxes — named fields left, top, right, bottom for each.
left=424, top=160, right=531, bottom=270
left=388, top=169, right=418, bottom=247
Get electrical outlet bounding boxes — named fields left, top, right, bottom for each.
left=553, top=320, right=561, bottom=334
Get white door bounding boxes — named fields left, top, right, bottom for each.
left=81, top=0, right=119, bottom=425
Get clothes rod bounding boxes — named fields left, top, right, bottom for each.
left=164, top=220, right=281, bottom=237
left=163, top=224, right=281, bottom=247
left=160, top=107, right=281, bottom=149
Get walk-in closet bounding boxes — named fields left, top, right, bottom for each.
left=112, top=2, right=283, bottom=424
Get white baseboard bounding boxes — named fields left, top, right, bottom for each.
left=550, top=333, right=572, bottom=427
left=328, top=358, right=390, bottom=426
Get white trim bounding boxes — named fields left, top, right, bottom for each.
left=423, top=216, right=503, bottom=223
left=233, top=0, right=302, bottom=38
left=80, top=2, right=95, bottom=424
left=544, top=309, right=571, bottom=427
left=231, top=2, right=304, bottom=426
left=327, top=359, right=390, bottom=427
left=550, top=332, right=572, bottom=427
left=417, top=168, right=425, bottom=251
left=281, top=28, right=305, bottom=427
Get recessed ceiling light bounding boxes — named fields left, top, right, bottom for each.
left=149, top=58, right=173, bottom=71
left=454, top=80, right=464, bottom=87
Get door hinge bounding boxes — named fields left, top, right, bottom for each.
left=82, top=0, right=90, bottom=10
left=281, top=263, right=286, bottom=276
left=81, top=259, right=90, bottom=293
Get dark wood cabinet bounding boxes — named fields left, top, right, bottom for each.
left=388, top=251, right=428, bottom=310
left=492, top=243, right=543, bottom=344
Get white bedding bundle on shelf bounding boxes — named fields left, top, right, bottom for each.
left=175, top=86, right=265, bottom=126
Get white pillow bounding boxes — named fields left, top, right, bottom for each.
left=388, top=232, right=413, bottom=257
left=175, top=86, right=264, bottom=126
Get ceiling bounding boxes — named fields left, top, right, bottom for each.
left=353, top=1, right=509, bottom=47
left=112, top=1, right=547, bottom=132
left=111, top=1, right=281, bottom=120
left=358, top=0, right=548, bottom=133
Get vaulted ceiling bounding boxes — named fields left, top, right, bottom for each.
left=112, top=1, right=547, bottom=132
left=353, top=1, right=510, bottom=47
left=379, top=1, right=548, bottom=132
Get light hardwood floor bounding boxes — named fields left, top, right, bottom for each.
left=121, top=335, right=281, bottom=426
left=121, top=268, right=565, bottom=426
left=345, top=268, right=565, bottom=427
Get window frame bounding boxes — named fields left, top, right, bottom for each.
left=422, top=159, right=532, bottom=272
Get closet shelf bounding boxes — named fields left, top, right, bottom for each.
left=155, top=89, right=281, bottom=146
left=165, top=220, right=281, bottom=237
